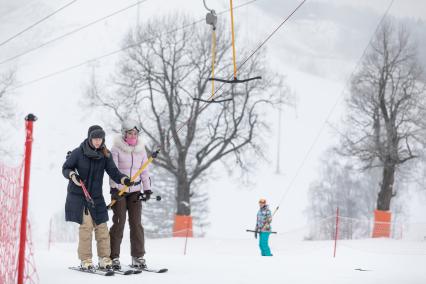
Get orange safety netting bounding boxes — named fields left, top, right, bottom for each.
left=372, top=210, right=392, bottom=238
left=173, top=215, right=193, bottom=237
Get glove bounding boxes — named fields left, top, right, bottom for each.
left=121, top=176, right=135, bottom=187
left=143, top=190, right=153, bottom=201
left=69, top=171, right=81, bottom=187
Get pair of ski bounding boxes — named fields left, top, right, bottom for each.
left=69, top=266, right=168, bottom=276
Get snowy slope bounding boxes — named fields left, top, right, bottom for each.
left=1, top=1, right=426, bottom=283
left=35, top=237, right=426, bottom=284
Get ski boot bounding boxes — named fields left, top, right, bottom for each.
left=98, top=257, right=113, bottom=270
left=131, top=256, right=147, bottom=269
left=80, top=259, right=94, bottom=270
left=112, top=258, right=121, bottom=270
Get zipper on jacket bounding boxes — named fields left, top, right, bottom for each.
left=129, top=150, right=134, bottom=187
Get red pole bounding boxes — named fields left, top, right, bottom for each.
left=18, top=114, right=37, bottom=284
left=333, top=207, right=339, bottom=258
left=183, top=219, right=190, bottom=255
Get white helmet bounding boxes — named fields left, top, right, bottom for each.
left=121, top=119, right=140, bottom=137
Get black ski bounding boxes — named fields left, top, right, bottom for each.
left=128, top=265, right=168, bottom=273
left=113, top=268, right=135, bottom=275
left=143, top=267, right=168, bottom=273
left=119, top=266, right=142, bottom=274
left=69, top=266, right=114, bottom=276
left=130, top=267, right=168, bottom=273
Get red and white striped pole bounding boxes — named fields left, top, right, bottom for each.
left=18, top=114, right=37, bottom=284
left=333, top=207, right=339, bottom=258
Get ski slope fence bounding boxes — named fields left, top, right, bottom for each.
left=0, top=115, right=38, bottom=284
left=0, top=163, right=38, bottom=284
left=108, top=215, right=426, bottom=257
left=47, top=212, right=426, bottom=258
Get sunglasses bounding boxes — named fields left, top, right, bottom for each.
left=126, top=127, right=140, bottom=133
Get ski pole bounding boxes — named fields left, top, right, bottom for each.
left=107, top=148, right=160, bottom=209
left=79, top=179, right=95, bottom=208
left=135, top=192, right=162, bottom=202
left=246, top=229, right=277, bottom=234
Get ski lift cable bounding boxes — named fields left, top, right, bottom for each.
left=270, top=0, right=395, bottom=218
left=208, top=0, right=263, bottom=85
left=171, top=0, right=308, bottom=145
left=203, top=0, right=215, bottom=13
left=0, top=0, right=149, bottom=66
left=9, top=0, right=258, bottom=91
left=0, top=0, right=78, bottom=48
left=201, top=0, right=307, bottom=107
left=201, top=0, right=218, bottom=101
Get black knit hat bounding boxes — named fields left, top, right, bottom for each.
left=87, top=125, right=105, bottom=140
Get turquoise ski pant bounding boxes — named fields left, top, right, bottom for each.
left=259, top=232, right=272, bottom=256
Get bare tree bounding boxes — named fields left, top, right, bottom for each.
left=142, top=167, right=177, bottom=237
left=0, top=70, right=16, bottom=154
left=85, top=14, right=291, bottom=227
left=0, top=70, right=15, bottom=118
left=340, top=20, right=426, bottom=211
left=306, top=148, right=379, bottom=240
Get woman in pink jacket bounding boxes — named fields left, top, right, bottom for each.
left=109, top=120, right=152, bottom=270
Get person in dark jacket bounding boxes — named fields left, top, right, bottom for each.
left=62, top=125, right=134, bottom=270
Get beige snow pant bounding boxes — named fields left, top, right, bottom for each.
left=78, top=210, right=111, bottom=261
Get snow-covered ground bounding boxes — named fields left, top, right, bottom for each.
left=36, top=237, right=426, bottom=284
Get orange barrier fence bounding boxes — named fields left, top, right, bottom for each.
left=372, top=210, right=392, bottom=238
left=173, top=215, right=193, bottom=237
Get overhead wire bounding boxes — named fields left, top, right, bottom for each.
left=169, top=0, right=307, bottom=145
left=0, top=0, right=149, bottom=66
left=207, top=0, right=262, bottom=85
left=10, top=0, right=258, bottom=91
left=0, top=0, right=78, bottom=48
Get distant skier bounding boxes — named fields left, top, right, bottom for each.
left=255, top=198, right=273, bottom=256
left=109, top=120, right=152, bottom=270
left=62, top=125, right=134, bottom=270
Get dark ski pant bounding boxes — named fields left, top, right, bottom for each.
left=259, top=232, right=272, bottom=256
left=110, top=191, right=145, bottom=259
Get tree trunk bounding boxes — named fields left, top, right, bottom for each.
left=176, top=174, right=191, bottom=216
left=376, top=161, right=395, bottom=211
